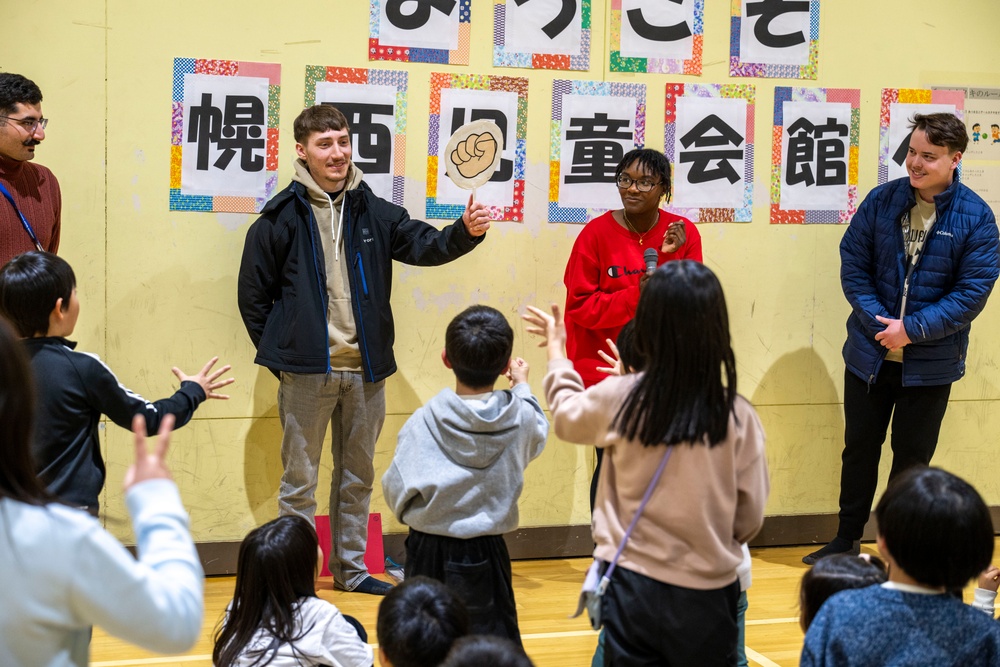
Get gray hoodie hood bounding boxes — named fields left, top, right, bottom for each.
left=381, top=383, right=549, bottom=538
left=423, top=389, right=531, bottom=469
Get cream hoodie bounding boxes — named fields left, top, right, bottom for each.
left=291, top=159, right=364, bottom=371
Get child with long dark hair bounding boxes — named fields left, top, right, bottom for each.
left=213, top=516, right=372, bottom=667
left=524, top=260, right=770, bottom=666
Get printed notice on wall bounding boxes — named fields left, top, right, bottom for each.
left=935, top=86, right=1000, bottom=217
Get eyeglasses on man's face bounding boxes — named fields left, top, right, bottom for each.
left=616, top=174, right=660, bottom=192
left=0, top=116, right=48, bottom=134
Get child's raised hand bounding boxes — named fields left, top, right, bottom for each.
left=172, top=356, right=235, bottom=400
left=979, top=565, right=1000, bottom=592
left=506, top=357, right=529, bottom=386
left=596, top=338, right=624, bottom=376
left=124, top=414, right=174, bottom=492
left=523, top=304, right=564, bottom=344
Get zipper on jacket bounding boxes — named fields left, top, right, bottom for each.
left=343, top=196, right=375, bottom=381
left=303, top=191, right=332, bottom=374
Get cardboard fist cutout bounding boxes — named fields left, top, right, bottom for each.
left=444, top=119, right=503, bottom=190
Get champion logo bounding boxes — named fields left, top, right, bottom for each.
left=607, top=265, right=645, bottom=279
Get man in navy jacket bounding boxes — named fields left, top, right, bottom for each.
left=805, top=113, right=1000, bottom=564
left=238, top=105, right=490, bottom=593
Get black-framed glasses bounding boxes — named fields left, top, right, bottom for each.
left=616, top=174, right=660, bottom=192
left=0, top=116, right=48, bottom=133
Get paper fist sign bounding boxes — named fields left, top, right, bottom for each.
left=444, top=119, right=504, bottom=191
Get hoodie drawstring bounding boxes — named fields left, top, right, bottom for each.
left=324, top=193, right=345, bottom=261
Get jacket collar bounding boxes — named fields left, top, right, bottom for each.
left=23, top=335, right=76, bottom=350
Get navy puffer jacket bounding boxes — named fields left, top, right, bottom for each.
left=840, top=177, right=1000, bottom=386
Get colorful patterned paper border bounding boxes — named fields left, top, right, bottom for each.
left=304, top=65, right=408, bottom=207
left=369, top=0, right=471, bottom=65
left=548, top=80, right=647, bottom=224
left=729, top=0, right=819, bottom=79
left=664, top=83, right=755, bottom=223
left=770, top=87, right=860, bottom=224
left=170, top=58, right=280, bottom=213
left=426, top=73, right=529, bottom=222
left=493, top=0, right=591, bottom=71
left=609, top=0, right=703, bottom=75
left=878, top=88, right=966, bottom=185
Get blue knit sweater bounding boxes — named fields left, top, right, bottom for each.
left=801, top=584, right=1000, bottom=666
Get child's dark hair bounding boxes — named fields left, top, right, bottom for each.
left=616, top=319, right=642, bottom=372
left=875, top=465, right=994, bottom=590
left=213, top=516, right=320, bottom=667
left=613, top=260, right=736, bottom=447
left=377, top=575, right=469, bottom=667
left=799, top=554, right=887, bottom=630
left=0, top=315, right=49, bottom=504
left=445, top=305, right=513, bottom=388
left=0, top=251, right=76, bottom=337
left=441, top=635, right=535, bottom=667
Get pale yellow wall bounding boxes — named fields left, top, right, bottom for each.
left=5, top=0, right=1000, bottom=543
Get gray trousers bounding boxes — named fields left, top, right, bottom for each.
left=277, top=371, right=386, bottom=590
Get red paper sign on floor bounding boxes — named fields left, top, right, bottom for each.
left=314, top=513, right=385, bottom=579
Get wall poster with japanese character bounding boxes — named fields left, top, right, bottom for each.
left=493, top=0, right=591, bottom=70
left=370, top=0, right=471, bottom=64
left=879, top=88, right=965, bottom=185
left=610, top=0, right=704, bottom=75
left=666, top=83, right=754, bottom=222
left=730, top=0, right=819, bottom=79
left=548, top=80, right=645, bottom=223
left=170, top=58, right=279, bottom=213
left=426, top=73, right=528, bottom=222
left=305, top=66, right=408, bottom=207
left=771, top=87, right=860, bottom=224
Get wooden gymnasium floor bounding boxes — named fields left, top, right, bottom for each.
left=90, top=541, right=996, bottom=667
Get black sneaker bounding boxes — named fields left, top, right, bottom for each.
left=802, top=538, right=861, bottom=565
left=352, top=575, right=394, bottom=596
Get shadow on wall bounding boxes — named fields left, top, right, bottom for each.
left=751, top=347, right=845, bottom=515
left=244, top=366, right=282, bottom=525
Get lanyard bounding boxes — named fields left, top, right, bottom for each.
left=0, top=181, right=43, bottom=252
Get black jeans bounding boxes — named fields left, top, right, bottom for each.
left=405, top=529, right=521, bottom=646
left=838, top=364, right=951, bottom=540
left=603, top=566, right=739, bottom=667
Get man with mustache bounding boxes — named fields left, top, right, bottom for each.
left=0, top=73, right=59, bottom=264
left=238, top=104, right=490, bottom=595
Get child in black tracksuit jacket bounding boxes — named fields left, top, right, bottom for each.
left=0, top=252, right=233, bottom=512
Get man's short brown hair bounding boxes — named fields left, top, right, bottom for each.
left=293, top=104, right=350, bottom=144
left=909, top=113, right=968, bottom=154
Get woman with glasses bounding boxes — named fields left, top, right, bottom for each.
left=562, top=148, right=702, bottom=507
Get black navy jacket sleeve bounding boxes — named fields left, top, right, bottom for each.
left=237, top=208, right=293, bottom=349
left=386, top=202, right=484, bottom=266
left=840, top=191, right=895, bottom=338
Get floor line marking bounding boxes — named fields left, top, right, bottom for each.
left=746, top=646, right=784, bottom=667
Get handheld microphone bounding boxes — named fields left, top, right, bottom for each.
left=643, top=247, right=658, bottom=275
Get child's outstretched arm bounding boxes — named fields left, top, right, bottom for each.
left=72, top=414, right=203, bottom=653
left=80, top=353, right=233, bottom=435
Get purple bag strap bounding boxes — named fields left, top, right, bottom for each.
left=598, top=445, right=674, bottom=591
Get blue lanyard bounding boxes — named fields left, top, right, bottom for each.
left=0, top=181, right=43, bottom=252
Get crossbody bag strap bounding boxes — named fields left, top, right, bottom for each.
left=0, top=181, right=43, bottom=251
left=598, top=445, right=674, bottom=593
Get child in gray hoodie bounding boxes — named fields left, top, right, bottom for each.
left=381, top=305, right=549, bottom=646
